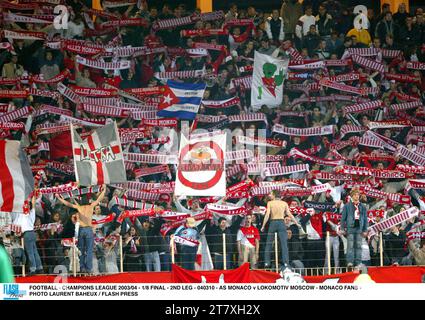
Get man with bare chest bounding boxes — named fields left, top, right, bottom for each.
left=56, top=184, right=106, bottom=274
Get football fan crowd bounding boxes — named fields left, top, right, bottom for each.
left=1, top=0, right=425, bottom=276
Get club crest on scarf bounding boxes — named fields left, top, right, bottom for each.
left=175, top=132, right=227, bottom=197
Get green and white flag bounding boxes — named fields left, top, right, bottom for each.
left=251, top=51, right=289, bottom=109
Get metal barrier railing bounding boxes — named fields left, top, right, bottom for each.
left=5, top=229, right=423, bottom=277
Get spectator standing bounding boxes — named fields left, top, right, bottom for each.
left=340, top=189, right=369, bottom=268
left=316, top=5, right=335, bottom=40
left=261, top=191, right=299, bottom=270
left=280, top=0, right=303, bottom=41
left=265, top=9, right=285, bottom=43
left=13, top=192, right=43, bottom=275
left=375, top=12, right=399, bottom=43
left=174, top=217, right=201, bottom=271
left=2, top=53, right=24, bottom=79
left=295, top=6, right=316, bottom=47
left=393, top=3, right=409, bottom=27
left=237, top=214, right=260, bottom=268
left=55, top=185, right=106, bottom=274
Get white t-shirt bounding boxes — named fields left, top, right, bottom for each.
left=13, top=209, right=35, bottom=233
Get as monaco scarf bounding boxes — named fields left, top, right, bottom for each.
left=406, top=61, right=425, bottom=71
left=319, top=79, right=364, bottom=95
left=76, top=56, right=130, bottom=70
left=289, top=148, right=344, bottom=166
left=116, top=208, right=156, bottom=224
left=206, top=203, right=247, bottom=216
left=237, top=135, right=286, bottom=148
left=134, top=164, right=169, bottom=178
left=368, top=207, right=419, bottom=237
left=343, top=100, right=383, bottom=114
left=362, top=186, right=411, bottom=204
left=2, top=30, right=46, bottom=40
left=390, top=101, right=423, bottom=112
left=0, top=106, right=32, bottom=123
left=304, top=201, right=336, bottom=212
left=273, top=124, right=334, bottom=136
left=60, top=185, right=101, bottom=199
left=123, top=152, right=178, bottom=164
left=202, top=97, right=240, bottom=109
left=367, top=120, right=411, bottom=130
left=261, top=164, right=309, bottom=178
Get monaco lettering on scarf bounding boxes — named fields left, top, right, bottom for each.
left=116, top=208, right=156, bottom=224
left=237, top=135, right=286, bottom=148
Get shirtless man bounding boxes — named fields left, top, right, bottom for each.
left=261, top=190, right=299, bottom=270
left=56, top=184, right=106, bottom=274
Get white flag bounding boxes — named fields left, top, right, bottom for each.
left=251, top=51, right=289, bottom=109
left=175, top=132, right=226, bottom=197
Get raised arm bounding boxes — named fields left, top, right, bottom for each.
left=91, top=184, right=107, bottom=207
left=261, top=202, right=271, bottom=232
left=55, top=193, right=79, bottom=209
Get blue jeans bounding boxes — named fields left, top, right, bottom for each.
left=143, top=251, right=161, bottom=272
left=181, top=245, right=198, bottom=270
left=347, top=230, right=363, bottom=266
left=213, top=253, right=231, bottom=270
left=78, top=227, right=94, bottom=272
left=264, top=220, right=289, bottom=268
left=160, top=252, right=172, bottom=271
left=23, top=231, right=42, bottom=273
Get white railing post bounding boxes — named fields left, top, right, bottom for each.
left=379, top=232, right=384, bottom=267
left=119, top=235, right=123, bottom=273
left=170, top=235, right=175, bottom=265
left=73, top=237, right=77, bottom=277
left=274, top=232, right=279, bottom=273
left=222, top=233, right=227, bottom=271
left=21, top=237, right=25, bottom=277
left=327, top=231, right=331, bottom=275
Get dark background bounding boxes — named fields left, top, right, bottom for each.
left=92, top=0, right=421, bottom=14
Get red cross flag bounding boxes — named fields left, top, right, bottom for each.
left=71, top=121, right=126, bottom=186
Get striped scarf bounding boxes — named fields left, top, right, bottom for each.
left=0, top=106, right=32, bottom=123
left=343, top=100, right=383, bottom=114
left=126, top=190, right=170, bottom=202
left=351, top=54, right=385, bottom=73
left=368, top=207, right=419, bottom=237
left=154, top=69, right=205, bottom=81
left=226, top=150, right=254, bottom=162
left=261, top=164, right=309, bottom=178
left=273, top=124, right=334, bottom=136
left=76, top=56, right=130, bottom=70
left=123, top=152, right=178, bottom=164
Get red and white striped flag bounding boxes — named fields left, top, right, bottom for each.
left=71, top=122, right=127, bottom=186
left=0, top=140, right=34, bottom=212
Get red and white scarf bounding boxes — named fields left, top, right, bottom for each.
left=261, top=164, right=309, bottom=178
left=273, top=124, right=334, bottom=136
left=123, top=152, right=178, bottom=165
left=368, top=207, right=419, bottom=237
left=289, top=148, right=343, bottom=166
left=134, top=164, right=169, bottom=178
left=237, top=135, right=286, bottom=148
left=76, top=56, right=130, bottom=70
left=206, top=203, right=247, bottom=216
